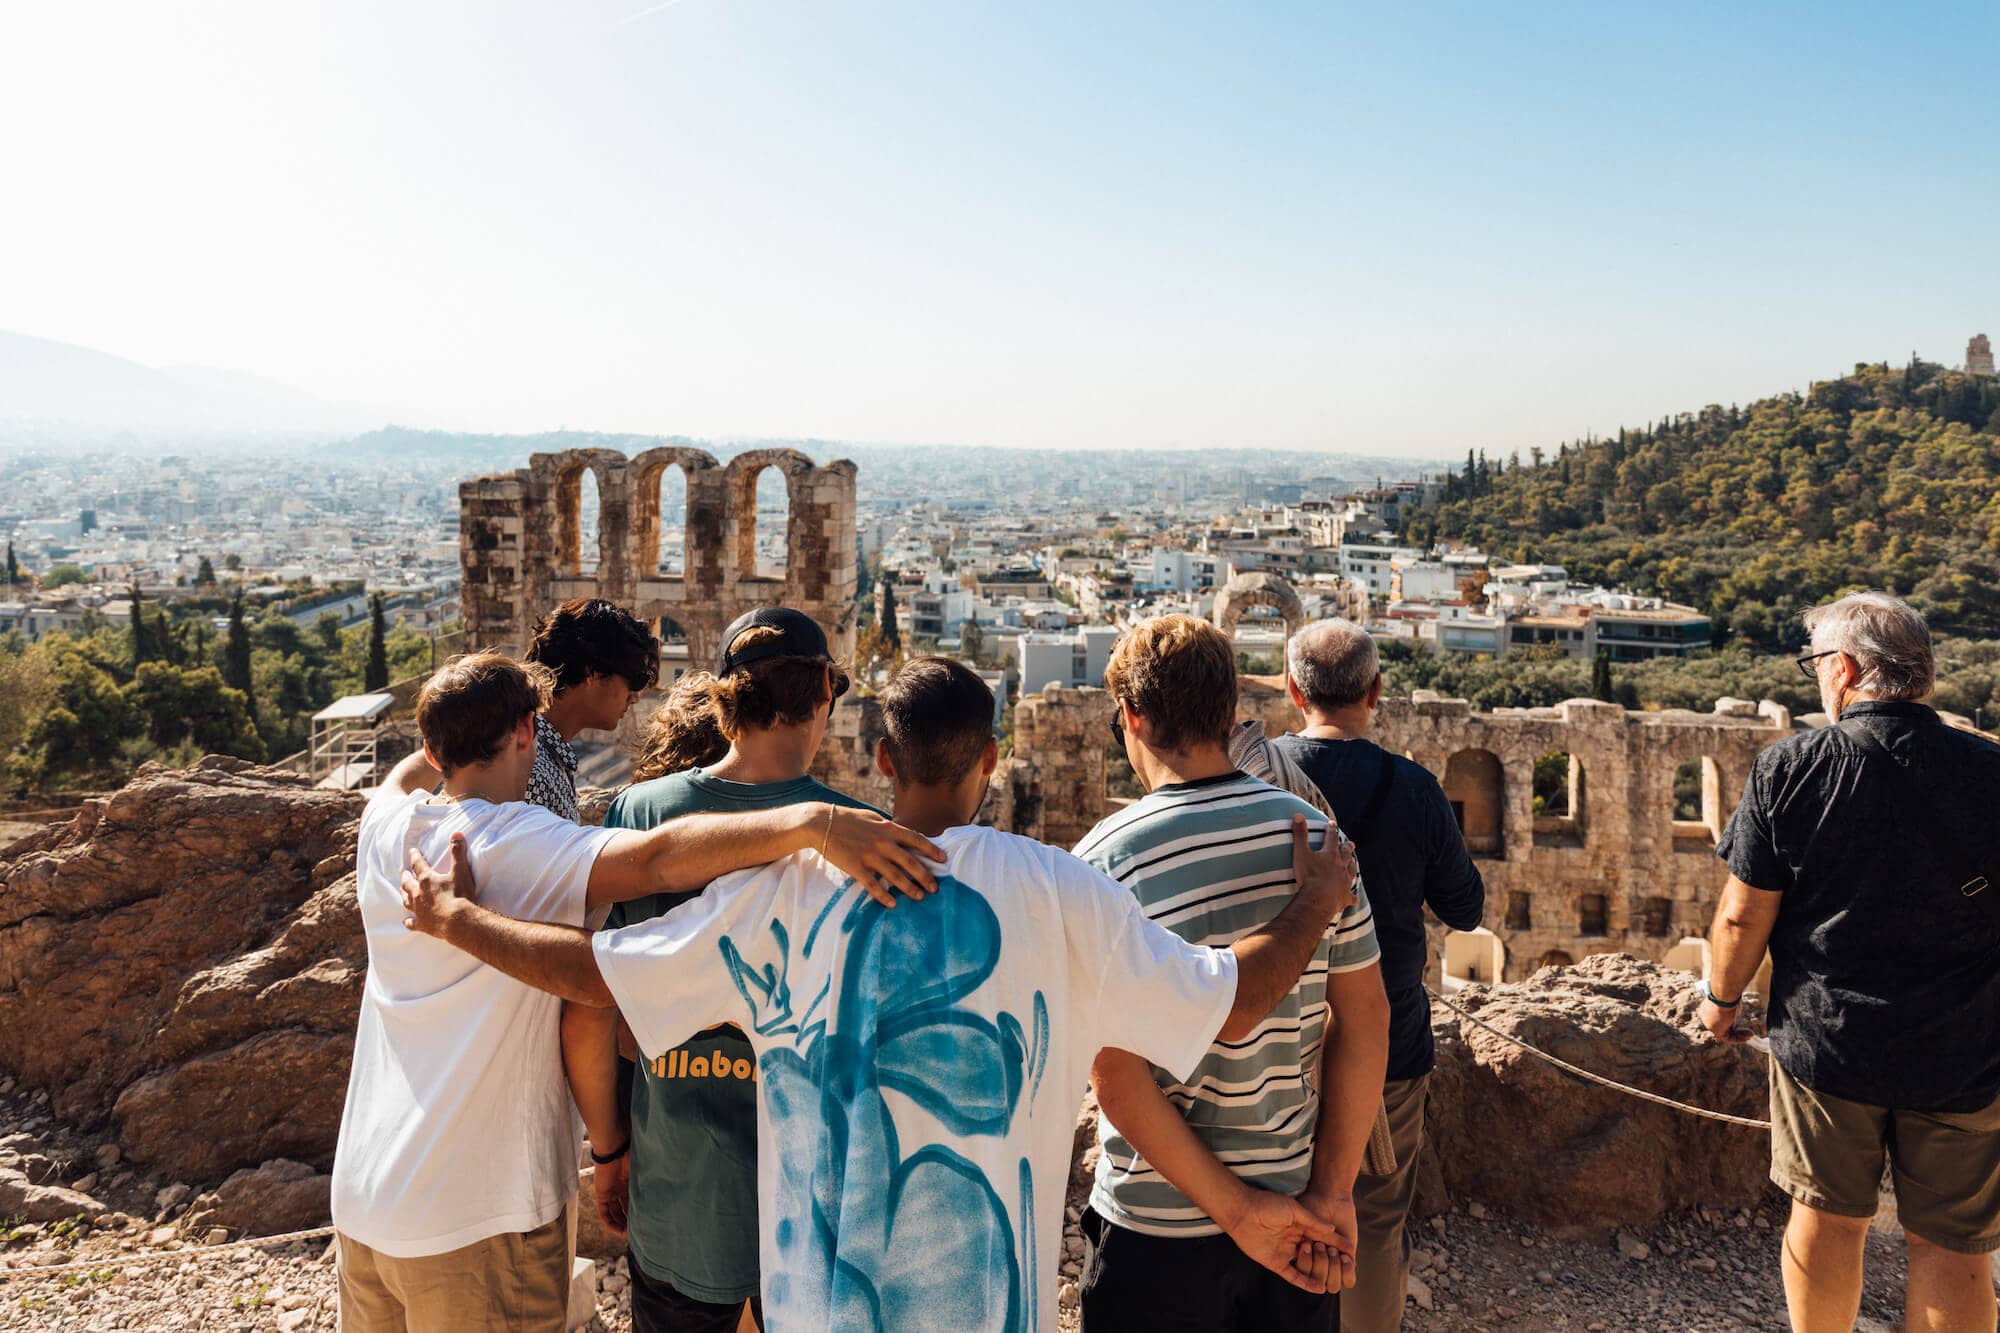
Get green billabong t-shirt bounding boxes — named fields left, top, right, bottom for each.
left=604, top=770, right=880, bottom=1302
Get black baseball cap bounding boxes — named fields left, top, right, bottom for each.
left=718, top=607, right=833, bottom=674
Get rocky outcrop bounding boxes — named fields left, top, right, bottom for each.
left=1421, top=953, right=1775, bottom=1228
left=186, top=1158, right=332, bottom=1236
left=0, top=758, right=364, bottom=1181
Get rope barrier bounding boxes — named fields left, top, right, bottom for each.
left=0, top=1224, right=335, bottom=1281
left=1428, top=985, right=1773, bottom=1130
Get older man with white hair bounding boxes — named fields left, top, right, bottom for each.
left=1702, top=591, right=2000, bottom=1333
left=1271, top=618, right=1484, bottom=1331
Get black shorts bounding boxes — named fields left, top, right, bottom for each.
left=1079, top=1208, right=1338, bottom=1333
left=626, top=1250, right=762, bottom=1333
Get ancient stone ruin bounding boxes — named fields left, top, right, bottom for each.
left=1971, top=332, right=1996, bottom=377
left=460, top=446, right=859, bottom=670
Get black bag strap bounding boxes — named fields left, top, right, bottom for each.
left=1837, top=717, right=2000, bottom=935
left=1345, top=746, right=1399, bottom=850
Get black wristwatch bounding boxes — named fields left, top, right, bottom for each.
left=590, top=1138, right=630, bottom=1165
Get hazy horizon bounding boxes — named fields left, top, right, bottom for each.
left=4, top=2, right=1994, bottom=454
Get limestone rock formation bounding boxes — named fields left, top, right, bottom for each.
left=0, top=757, right=365, bottom=1180
left=1420, top=953, right=1774, bottom=1227
left=186, top=1158, right=333, bottom=1235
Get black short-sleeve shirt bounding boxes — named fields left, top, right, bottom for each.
left=1274, top=735, right=1487, bottom=1081
left=1718, top=700, right=2000, bottom=1113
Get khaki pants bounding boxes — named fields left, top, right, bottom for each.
left=337, top=1206, right=571, bottom=1332
left=1769, top=1060, right=2000, bottom=1254
left=1345, top=1075, right=1428, bottom=1332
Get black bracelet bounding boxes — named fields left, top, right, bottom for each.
left=589, top=1138, right=629, bottom=1165
left=1703, top=981, right=1742, bottom=1009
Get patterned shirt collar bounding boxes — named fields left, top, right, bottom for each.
left=535, top=712, right=578, bottom=775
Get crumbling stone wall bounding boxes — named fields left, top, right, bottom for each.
left=991, top=679, right=1793, bottom=980
left=461, top=446, right=859, bottom=671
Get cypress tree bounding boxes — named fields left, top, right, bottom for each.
left=879, top=572, right=900, bottom=653
left=1591, top=651, right=1616, bottom=703
left=225, top=591, right=254, bottom=708
left=197, top=555, right=217, bottom=587
left=129, top=583, right=149, bottom=664
left=365, top=593, right=390, bottom=691
left=4, top=541, right=17, bottom=587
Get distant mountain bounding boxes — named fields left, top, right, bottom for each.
left=0, top=330, right=360, bottom=432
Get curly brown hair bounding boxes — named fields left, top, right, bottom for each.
left=416, top=652, right=551, bottom=774
left=525, top=598, right=661, bottom=695
left=630, top=672, right=730, bottom=781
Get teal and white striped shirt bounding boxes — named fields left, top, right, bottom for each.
left=1076, top=770, right=1380, bottom=1236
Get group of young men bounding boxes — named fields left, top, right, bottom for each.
left=326, top=587, right=2000, bottom=1333
left=327, top=596, right=1483, bottom=1331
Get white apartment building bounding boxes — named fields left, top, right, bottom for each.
left=1012, top=624, right=1122, bottom=693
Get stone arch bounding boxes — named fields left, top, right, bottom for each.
left=724, top=449, right=815, bottom=584
left=1443, top=747, right=1505, bottom=858
left=1537, top=949, right=1575, bottom=970
left=1211, top=571, right=1304, bottom=647
left=546, top=449, right=625, bottom=579
left=630, top=445, right=718, bottom=582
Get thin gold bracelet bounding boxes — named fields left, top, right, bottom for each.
left=819, top=804, right=834, bottom=856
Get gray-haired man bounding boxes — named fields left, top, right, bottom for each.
left=1271, top=619, right=1484, bottom=1330
left=1702, top=592, right=2000, bottom=1333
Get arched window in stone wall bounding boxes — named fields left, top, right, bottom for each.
left=575, top=468, right=601, bottom=577
left=1579, top=892, right=1609, bottom=937
left=1532, top=751, right=1585, bottom=848
left=1672, top=756, right=1722, bottom=848
left=751, top=466, right=790, bottom=580
left=1443, top=748, right=1505, bottom=858
left=655, top=464, right=689, bottom=576
left=1537, top=949, right=1574, bottom=970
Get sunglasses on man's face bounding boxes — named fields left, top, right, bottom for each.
left=1795, top=650, right=1839, bottom=681
left=827, top=665, right=851, bottom=711
left=1108, top=706, right=1125, bottom=747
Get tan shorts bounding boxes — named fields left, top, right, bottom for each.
left=1769, top=1059, right=2000, bottom=1254
left=337, top=1206, right=571, bottom=1332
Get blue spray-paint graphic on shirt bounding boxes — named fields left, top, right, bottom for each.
left=719, top=875, right=1046, bottom=1332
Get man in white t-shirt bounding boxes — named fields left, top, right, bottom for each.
left=331, top=651, right=944, bottom=1333
left=397, top=656, right=1363, bottom=1331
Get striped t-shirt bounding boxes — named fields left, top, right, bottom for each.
left=1076, top=770, right=1381, bottom=1236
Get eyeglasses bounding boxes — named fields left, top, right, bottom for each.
left=1108, top=704, right=1125, bottom=747
left=827, top=664, right=851, bottom=712
left=1795, top=650, right=1839, bottom=681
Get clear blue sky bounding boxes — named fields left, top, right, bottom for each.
left=3, top=1, right=1994, bottom=452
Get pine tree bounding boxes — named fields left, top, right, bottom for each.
left=197, top=555, right=217, bottom=587
left=879, top=572, right=900, bottom=654
left=224, top=591, right=254, bottom=709
left=154, top=609, right=180, bottom=666
left=365, top=593, right=390, bottom=691
left=1591, top=652, right=1616, bottom=703
left=129, top=583, right=149, bottom=664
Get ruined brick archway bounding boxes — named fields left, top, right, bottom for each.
left=1211, top=571, right=1304, bottom=645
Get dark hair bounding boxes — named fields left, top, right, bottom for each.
left=1104, top=614, right=1236, bottom=753
left=416, top=652, right=549, bottom=774
left=880, top=656, right=995, bottom=786
left=525, top=599, right=660, bottom=695
left=631, top=671, right=729, bottom=782
left=710, top=625, right=847, bottom=739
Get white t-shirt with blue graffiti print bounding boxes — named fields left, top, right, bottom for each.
left=592, top=823, right=1240, bottom=1333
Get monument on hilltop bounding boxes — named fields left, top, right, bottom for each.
left=1970, top=333, right=1996, bottom=376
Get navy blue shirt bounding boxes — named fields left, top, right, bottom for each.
left=1719, top=700, right=2000, bottom=1113
left=1273, top=734, right=1486, bottom=1081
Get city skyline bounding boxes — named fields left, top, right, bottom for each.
left=4, top=1, right=1995, bottom=454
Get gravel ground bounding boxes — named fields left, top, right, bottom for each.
left=0, top=1066, right=1977, bottom=1333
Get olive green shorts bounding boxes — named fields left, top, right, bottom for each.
left=1769, top=1059, right=2000, bottom=1254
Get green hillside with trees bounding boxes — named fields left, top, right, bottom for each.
left=1402, top=359, right=2000, bottom=651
